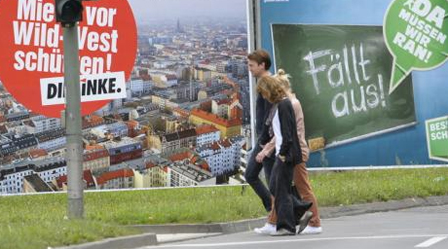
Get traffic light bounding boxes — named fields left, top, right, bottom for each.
left=55, top=0, right=83, bottom=27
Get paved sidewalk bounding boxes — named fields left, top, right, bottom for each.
left=55, top=195, right=448, bottom=249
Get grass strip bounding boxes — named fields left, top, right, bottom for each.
left=0, top=167, right=447, bottom=249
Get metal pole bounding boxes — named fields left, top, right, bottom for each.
left=63, top=23, right=84, bottom=219
left=247, top=0, right=257, bottom=148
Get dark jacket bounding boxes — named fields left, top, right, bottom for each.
left=255, top=94, right=273, bottom=137
left=259, top=98, right=302, bottom=166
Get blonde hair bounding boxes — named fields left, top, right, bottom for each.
left=256, top=75, right=287, bottom=103
left=274, top=69, right=291, bottom=91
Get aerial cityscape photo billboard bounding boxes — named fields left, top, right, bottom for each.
left=0, top=0, right=251, bottom=194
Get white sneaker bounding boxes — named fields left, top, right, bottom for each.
left=300, top=226, right=322, bottom=235
left=270, top=228, right=295, bottom=236
left=254, top=223, right=276, bottom=235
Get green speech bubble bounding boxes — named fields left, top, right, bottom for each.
left=384, top=0, right=448, bottom=94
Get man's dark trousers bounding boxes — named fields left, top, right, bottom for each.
left=245, top=143, right=275, bottom=212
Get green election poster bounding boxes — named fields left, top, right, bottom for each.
left=425, top=116, right=448, bottom=162
left=384, top=0, right=448, bottom=94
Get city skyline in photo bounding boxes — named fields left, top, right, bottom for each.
left=128, top=0, right=248, bottom=24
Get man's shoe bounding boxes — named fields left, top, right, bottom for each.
left=300, top=226, right=322, bottom=235
left=270, top=228, right=295, bottom=236
left=254, top=223, right=276, bottom=235
left=296, top=211, right=313, bottom=234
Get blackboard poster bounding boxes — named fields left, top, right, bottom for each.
left=272, top=24, right=416, bottom=149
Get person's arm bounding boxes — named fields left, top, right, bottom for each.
left=291, top=97, right=310, bottom=162
left=278, top=99, right=301, bottom=163
left=261, top=136, right=275, bottom=156
left=256, top=136, right=275, bottom=162
left=291, top=99, right=303, bottom=140
left=278, top=100, right=294, bottom=157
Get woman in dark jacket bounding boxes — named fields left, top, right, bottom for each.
left=256, top=75, right=303, bottom=235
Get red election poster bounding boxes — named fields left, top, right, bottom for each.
left=0, top=0, right=137, bottom=118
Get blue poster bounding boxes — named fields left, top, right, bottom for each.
left=259, top=0, right=448, bottom=167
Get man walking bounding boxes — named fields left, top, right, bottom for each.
left=245, top=50, right=276, bottom=231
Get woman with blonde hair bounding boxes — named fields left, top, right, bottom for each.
left=256, top=75, right=303, bottom=235
left=257, top=69, right=322, bottom=235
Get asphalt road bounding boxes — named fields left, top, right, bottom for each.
left=140, top=205, right=448, bottom=249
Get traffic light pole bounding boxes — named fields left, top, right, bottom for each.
left=63, top=23, right=84, bottom=219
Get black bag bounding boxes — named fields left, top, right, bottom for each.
left=291, top=184, right=312, bottom=225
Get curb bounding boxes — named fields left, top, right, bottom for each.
left=131, top=217, right=266, bottom=235
left=56, top=195, right=448, bottom=249
left=53, top=233, right=157, bottom=249
left=319, top=195, right=448, bottom=218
